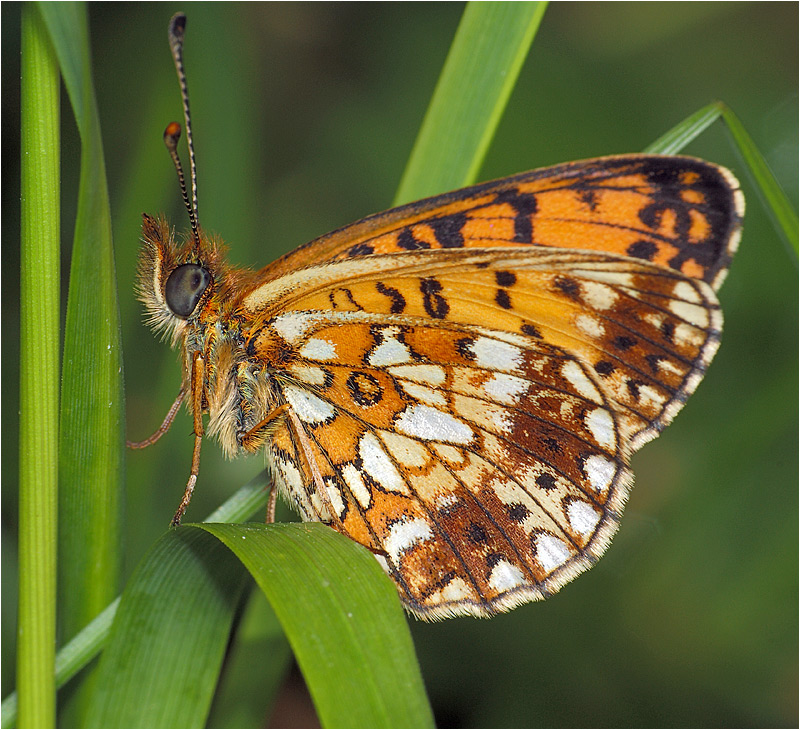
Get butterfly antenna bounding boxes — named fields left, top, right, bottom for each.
left=166, top=13, right=201, bottom=251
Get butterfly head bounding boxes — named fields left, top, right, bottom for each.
left=137, top=214, right=228, bottom=344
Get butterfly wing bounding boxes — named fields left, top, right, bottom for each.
left=261, top=155, right=742, bottom=292
left=249, top=245, right=725, bottom=617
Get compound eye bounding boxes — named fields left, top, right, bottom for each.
left=164, top=264, right=211, bottom=318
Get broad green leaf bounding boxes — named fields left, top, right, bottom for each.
left=198, top=523, right=434, bottom=729
left=1, top=474, right=271, bottom=728
left=87, top=529, right=249, bottom=728
left=394, top=1, right=547, bottom=204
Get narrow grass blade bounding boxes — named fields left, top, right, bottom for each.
left=199, top=523, right=434, bottom=729
left=17, top=5, right=60, bottom=727
left=1, top=473, right=267, bottom=729
left=645, top=101, right=797, bottom=254
left=644, top=101, right=723, bottom=155
left=394, top=1, right=547, bottom=204
left=720, top=104, right=798, bottom=252
left=86, top=529, right=249, bottom=728
left=37, top=7, right=124, bottom=720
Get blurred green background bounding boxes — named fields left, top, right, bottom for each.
left=3, top=2, right=797, bottom=726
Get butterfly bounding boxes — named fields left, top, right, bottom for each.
left=133, top=14, right=743, bottom=619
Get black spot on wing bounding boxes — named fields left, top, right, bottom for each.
left=347, top=242, right=374, bottom=257
left=536, top=473, right=557, bottom=491
left=420, top=277, right=449, bottom=318
left=375, top=282, right=406, bottom=313
left=494, top=188, right=538, bottom=243
left=397, top=228, right=430, bottom=250
left=428, top=213, right=467, bottom=248
left=627, top=239, right=658, bottom=262
left=520, top=323, right=543, bottom=339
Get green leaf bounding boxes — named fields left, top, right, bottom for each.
left=644, top=101, right=724, bottom=155
left=38, top=0, right=124, bottom=658
left=198, top=523, right=433, bottom=729
left=86, top=529, right=249, bottom=728
left=394, top=1, right=547, bottom=204
left=645, top=101, right=798, bottom=254
left=17, top=5, right=60, bottom=726
left=1, top=474, right=270, bottom=729
left=86, top=524, right=431, bottom=728
left=719, top=104, right=799, bottom=253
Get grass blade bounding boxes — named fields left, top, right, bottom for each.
left=720, top=103, right=798, bottom=252
left=645, top=100, right=798, bottom=254
left=37, top=6, right=124, bottom=721
left=17, top=5, right=60, bottom=726
left=394, top=1, right=547, bottom=204
left=644, top=101, right=723, bottom=155
left=1, top=473, right=268, bottom=729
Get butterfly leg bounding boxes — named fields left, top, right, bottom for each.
left=171, top=353, right=205, bottom=526
left=284, top=409, right=346, bottom=532
left=237, top=405, right=291, bottom=524
left=266, top=480, right=277, bottom=524
left=127, top=382, right=188, bottom=449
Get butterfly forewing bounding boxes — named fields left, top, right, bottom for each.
left=263, top=155, right=741, bottom=292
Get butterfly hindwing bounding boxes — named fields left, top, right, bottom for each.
left=253, top=242, right=724, bottom=617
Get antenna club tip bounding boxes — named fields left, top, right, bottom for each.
left=169, top=13, right=186, bottom=39
left=163, top=122, right=182, bottom=150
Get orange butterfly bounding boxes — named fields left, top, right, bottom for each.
left=133, top=14, right=743, bottom=619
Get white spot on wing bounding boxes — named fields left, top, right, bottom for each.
left=368, top=327, right=412, bottom=367
left=669, top=299, right=710, bottom=328
left=271, top=311, right=324, bottom=343
left=469, top=337, right=524, bottom=373
left=385, top=517, right=433, bottom=563
left=566, top=500, right=601, bottom=537
left=299, top=337, right=337, bottom=361
left=672, top=280, right=702, bottom=303
left=284, top=385, right=335, bottom=424
left=583, top=454, right=616, bottom=492
left=400, top=381, right=447, bottom=406
left=431, top=576, right=475, bottom=603
left=488, top=560, right=526, bottom=591
left=580, top=280, right=618, bottom=310
left=673, top=322, right=704, bottom=347
left=637, top=384, right=667, bottom=410
left=575, top=314, right=605, bottom=338
left=342, top=463, right=371, bottom=508
left=561, top=361, right=602, bottom=403
left=288, top=364, right=329, bottom=385
left=536, top=534, right=571, bottom=572
left=359, top=432, right=407, bottom=493
left=387, top=364, right=446, bottom=386
left=324, top=477, right=345, bottom=518
left=379, top=430, right=430, bottom=468
left=396, top=404, right=474, bottom=444
left=585, top=407, right=615, bottom=449
left=276, top=457, right=303, bottom=492
left=483, top=372, right=529, bottom=405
